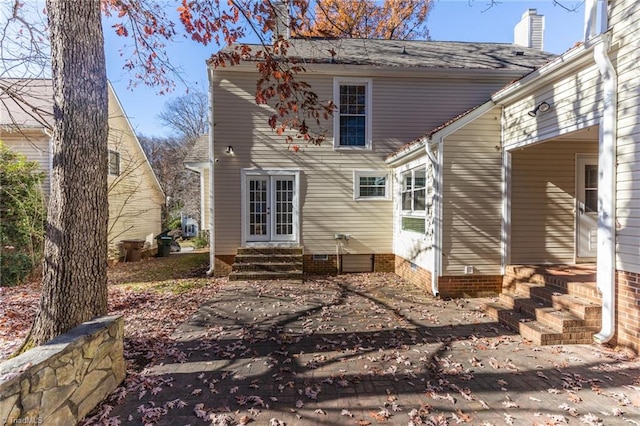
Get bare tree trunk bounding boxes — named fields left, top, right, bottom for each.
left=25, top=0, right=108, bottom=348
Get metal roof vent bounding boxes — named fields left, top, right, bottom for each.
left=513, top=50, right=525, bottom=56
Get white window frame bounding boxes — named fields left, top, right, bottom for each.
left=353, top=170, right=390, bottom=201
left=400, top=166, right=427, bottom=234
left=333, top=77, right=373, bottom=150
left=108, top=150, right=120, bottom=176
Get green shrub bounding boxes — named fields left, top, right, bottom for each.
left=168, top=216, right=182, bottom=231
left=0, top=141, right=46, bottom=287
left=192, top=230, right=209, bottom=249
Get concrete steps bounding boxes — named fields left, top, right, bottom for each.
left=229, top=247, right=303, bottom=281
left=483, top=265, right=601, bottom=345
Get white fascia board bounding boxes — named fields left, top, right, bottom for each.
left=385, top=139, right=426, bottom=167
left=492, top=37, right=602, bottom=104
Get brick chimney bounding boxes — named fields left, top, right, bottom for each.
left=514, top=9, right=545, bottom=50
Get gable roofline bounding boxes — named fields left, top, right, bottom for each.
left=491, top=36, right=601, bottom=103
left=386, top=34, right=605, bottom=166
left=385, top=100, right=496, bottom=166
left=107, top=81, right=165, bottom=198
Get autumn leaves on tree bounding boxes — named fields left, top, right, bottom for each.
left=297, top=0, right=432, bottom=40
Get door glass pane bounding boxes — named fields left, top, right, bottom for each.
left=249, top=179, right=267, bottom=236
left=584, top=165, right=598, bottom=213
left=275, top=178, right=294, bottom=235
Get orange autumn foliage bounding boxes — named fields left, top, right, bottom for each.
left=296, top=0, right=433, bottom=40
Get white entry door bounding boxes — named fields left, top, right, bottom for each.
left=245, top=173, right=297, bottom=243
left=576, top=155, right=598, bottom=260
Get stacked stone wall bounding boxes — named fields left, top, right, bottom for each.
left=0, top=316, right=125, bottom=425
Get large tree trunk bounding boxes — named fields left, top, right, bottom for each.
left=25, top=0, right=108, bottom=347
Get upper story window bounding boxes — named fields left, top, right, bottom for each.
left=333, top=78, right=372, bottom=150
left=108, top=150, right=120, bottom=176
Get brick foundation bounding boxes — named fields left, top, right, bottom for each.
left=395, top=256, right=432, bottom=294
left=438, top=275, right=503, bottom=299
left=213, top=255, right=234, bottom=276
left=373, top=254, right=395, bottom=272
left=303, top=255, right=339, bottom=275
left=616, top=269, right=640, bottom=355
left=302, top=253, right=395, bottom=275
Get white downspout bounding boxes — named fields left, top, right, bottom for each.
left=593, top=32, right=617, bottom=344
left=206, top=65, right=216, bottom=276
left=427, top=140, right=442, bottom=297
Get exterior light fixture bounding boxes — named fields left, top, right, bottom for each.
left=528, top=101, right=551, bottom=117
left=224, top=146, right=234, bottom=155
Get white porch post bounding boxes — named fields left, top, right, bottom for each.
left=501, top=150, right=512, bottom=273
left=206, top=66, right=216, bottom=276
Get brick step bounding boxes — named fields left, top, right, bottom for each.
left=234, top=254, right=303, bottom=263
left=232, top=262, right=303, bottom=272
left=483, top=301, right=595, bottom=345
left=501, top=289, right=601, bottom=320
left=228, top=271, right=303, bottom=281
left=236, top=247, right=303, bottom=256
left=510, top=279, right=600, bottom=304
left=505, top=265, right=599, bottom=302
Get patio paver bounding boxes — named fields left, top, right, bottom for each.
left=99, top=275, right=640, bottom=425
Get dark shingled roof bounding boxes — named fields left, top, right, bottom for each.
left=221, top=38, right=556, bottom=72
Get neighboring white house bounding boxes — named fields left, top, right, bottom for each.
left=0, top=79, right=165, bottom=257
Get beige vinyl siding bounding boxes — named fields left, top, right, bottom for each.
left=502, top=62, right=602, bottom=149
left=510, top=140, right=597, bottom=264
left=611, top=0, right=640, bottom=273
left=211, top=68, right=518, bottom=256
left=1, top=132, right=50, bottom=197
left=442, top=107, right=502, bottom=275
left=106, top=87, right=163, bottom=250
left=392, top=157, right=433, bottom=271
left=200, top=168, right=210, bottom=231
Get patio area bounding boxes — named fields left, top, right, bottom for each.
left=91, top=274, right=640, bottom=425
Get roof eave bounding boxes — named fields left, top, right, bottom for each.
left=492, top=36, right=603, bottom=104
left=385, top=139, right=426, bottom=166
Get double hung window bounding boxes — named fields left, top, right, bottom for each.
left=333, top=78, right=372, bottom=149
left=354, top=171, right=389, bottom=200
left=108, top=150, right=121, bottom=176
left=401, top=167, right=427, bottom=233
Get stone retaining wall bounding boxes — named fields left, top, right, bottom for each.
left=0, top=315, right=125, bottom=425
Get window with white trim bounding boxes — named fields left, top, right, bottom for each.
left=354, top=171, right=389, bottom=200
left=108, top=150, right=120, bottom=176
left=401, top=167, right=426, bottom=233
left=333, top=78, right=372, bottom=149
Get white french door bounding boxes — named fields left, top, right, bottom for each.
left=576, top=155, right=598, bottom=261
left=244, top=171, right=298, bottom=244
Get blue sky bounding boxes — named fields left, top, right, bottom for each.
left=104, top=1, right=586, bottom=138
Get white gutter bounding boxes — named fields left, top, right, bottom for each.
left=593, top=31, right=617, bottom=344
left=428, top=140, right=442, bottom=297
left=206, top=65, right=216, bottom=277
